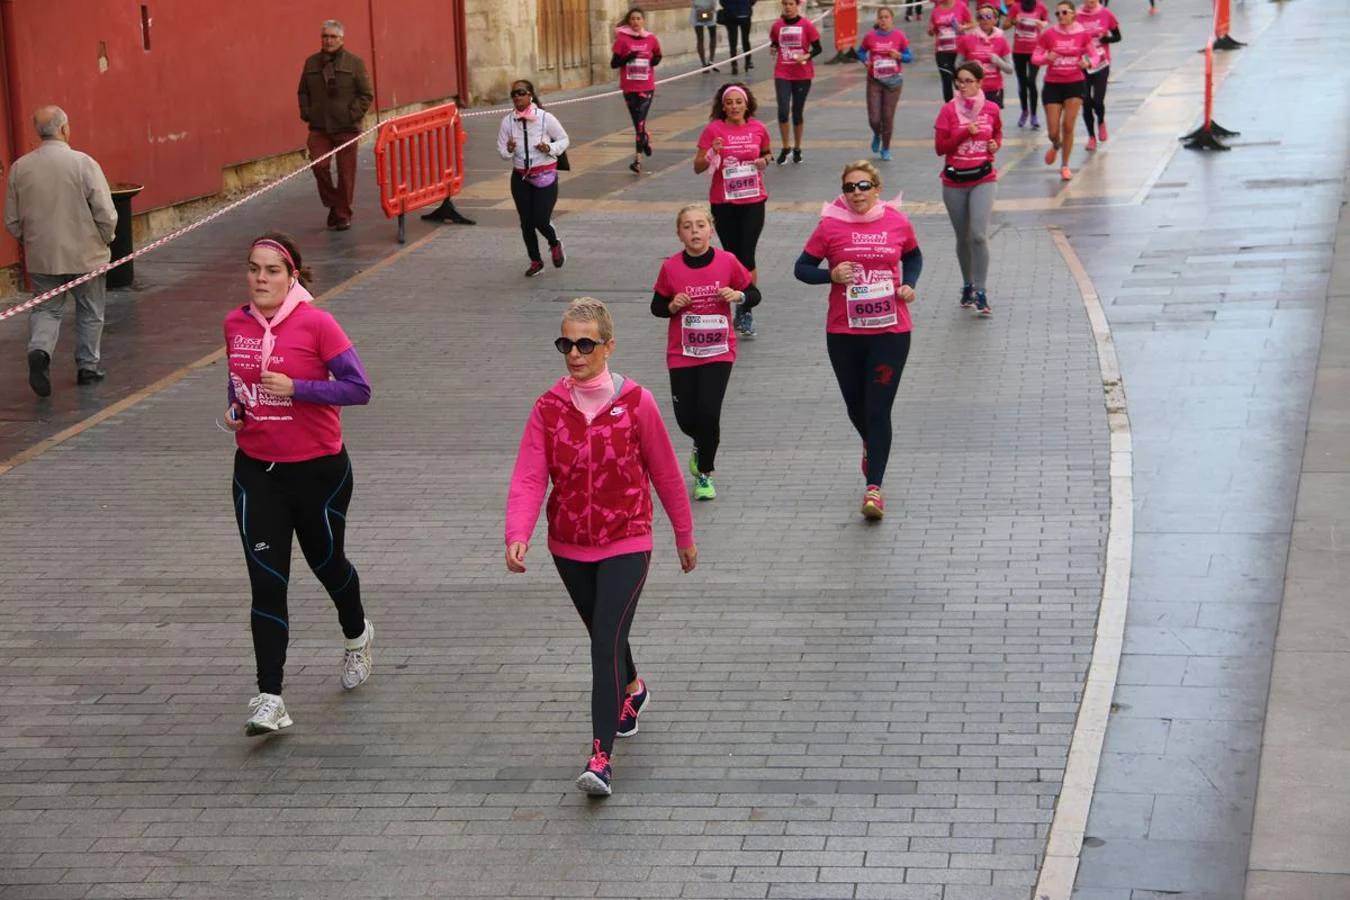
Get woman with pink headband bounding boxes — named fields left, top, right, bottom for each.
left=694, top=82, right=773, bottom=338
left=223, top=231, right=374, bottom=737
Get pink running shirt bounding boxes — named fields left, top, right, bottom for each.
left=698, top=118, right=772, bottom=205
left=803, top=205, right=919, bottom=336
left=770, top=17, right=821, bottom=81
left=653, top=249, right=753, bottom=369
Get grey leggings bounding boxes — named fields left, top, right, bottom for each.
left=942, top=181, right=997, bottom=291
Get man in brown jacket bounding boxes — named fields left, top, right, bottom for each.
left=298, top=19, right=374, bottom=231
left=4, top=106, right=117, bottom=397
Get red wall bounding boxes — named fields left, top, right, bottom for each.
left=0, top=0, right=463, bottom=268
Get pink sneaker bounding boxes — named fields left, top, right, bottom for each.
left=1086, top=137, right=1098, bottom=152
left=1099, top=122, right=1109, bottom=142
left=861, top=486, right=884, bottom=521
left=576, top=739, right=612, bottom=796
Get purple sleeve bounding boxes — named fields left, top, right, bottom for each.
left=227, top=378, right=238, bottom=405
left=291, top=347, right=372, bottom=406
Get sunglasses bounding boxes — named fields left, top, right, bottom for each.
left=842, top=180, right=876, bottom=193
left=555, top=337, right=603, bottom=355
left=978, top=11, right=996, bottom=18
left=510, top=88, right=532, bottom=97
left=1055, top=9, right=1073, bottom=14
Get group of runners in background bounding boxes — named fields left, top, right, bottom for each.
left=221, top=0, right=1132, bottom=798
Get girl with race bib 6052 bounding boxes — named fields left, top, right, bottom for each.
left=794, top=162, right=923, bottom=522
left=651, top=204, right=760, bottom=502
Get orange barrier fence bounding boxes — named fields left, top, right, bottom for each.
left=374, top=102, right=467, bottom=242
left=834, top=0, right=858, bottom=52
left=1212, top=0, right=1245, bottom=50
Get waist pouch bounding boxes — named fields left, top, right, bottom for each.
left=944, top=161, right=993, bottom=183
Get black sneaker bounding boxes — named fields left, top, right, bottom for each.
left=27, top=349, right=51, bottom=397
left=792, top=147, right=803, bottom=164
left=77, top=368, right=106, bottom=385
left=960, top=284, right=975, bottom=309
left=740, top=310, right=756, bottom=338
left=641, top=135, right=653, bottom=157
left=575, top=740, right=612, bottom=796
left=776, top=148, right=791, bottom=166
left=525, top=261, right=545, bottom=277
left=731, top=61, right=739, bottom=75
left=616, top=680, right=650, bottom=738
left=974, top=291, right=992, bottom=317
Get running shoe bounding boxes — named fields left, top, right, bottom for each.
left=1044, top=144, right=1058, bottom=166
left=525, top=260, right=545, bottom=277
left=960, top=283, right=975, bottom=308
left=1149, top=5, right=1157, bottom=14
left=792, top=147, right=803, bottom=164
left=731, top=61, right=739, bottom=75
left=629, top=160, right=642, bottom=174
left=245, top=693, right=292, bottom=736
left=1030, top=114, right=1041, bottom=129
left=739, top=311, right=756, bottom=338
left=745, top=57, right=754, bottom=70
left=974, top=291, right=992, bottom=317
left=341, top=619, right=374, bottom=691
left=616, top=680, right=650, bottom=737
left=1086, top=137, right=1097, bottom=152
left=551, top=241, right=566, bottom=268
left=688, top=446, right=700, bottom=477
left=1061, top=166, right=1073, bottom=181
left=1098, top=122, right=1109, bottom=142
left=694, top=473, right=717, bottom=501
left=733, top=308, right=746, bottom=333
left=776, top=148, right=791, bottom=166
left=880, top=149, right=892, bottom=162
left=1018, top=110, right=1028, bottom=128
left=871, top=134, right=882, bottom=154
left=861, top=486, right=885, bottom=521
left=642, top=135, right=653, bottom=157
left=576, top=740, right=613, bottom=796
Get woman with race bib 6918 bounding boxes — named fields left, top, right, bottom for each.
left=695, top=83, right=772, bottom=338
left=794, top=161, right=923, bottom=522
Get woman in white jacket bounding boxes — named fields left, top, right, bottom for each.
left=497, top=80, right=572, bottom=277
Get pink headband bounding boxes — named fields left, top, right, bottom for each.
left=251, top=238, right=296, bottom=271
left=722, top=86, right=748, bottom=102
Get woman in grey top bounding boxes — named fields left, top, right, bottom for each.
left=692, top=0, right=720, bottom=71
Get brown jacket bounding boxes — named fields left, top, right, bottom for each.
left=4, top=140, right=117, bottom=275
left=298, top=48, right=374, bottom=134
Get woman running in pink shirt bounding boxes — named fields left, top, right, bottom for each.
left=930, top=0, right=976, bottom=102
left=222, top=232, right=374, bottom=737
left=794, top=161, right=924, bottom=521
left=506, top=298, right=698, bottom=797
left=1034, top=0, right=1096, bottom=180
left=858, top=6, right=912, bottom=161
left=612, top=7, right=663, bottom=175
left=651, top=204, right=759, bottom=501
left=1008, top=0, right=1050, bottom=128
left=1075, top=0, right=1121, bottom=151
left=769, top=0, right=824, bottom=165
left=956, top=3, right=1014, bottom=108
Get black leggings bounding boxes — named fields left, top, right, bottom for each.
left=232, top=447, right=366, bottom=696
left=695, top=25, right=718, bottom=62
left=936, top=51, right=958, bottom=103
left=711, top=200, right=765, bottom=272
left=725, top=16, right=752, bottom=65
left=509, top=170, right=560, bottom=262
left=554, top=551, right=651, bottom=754
left=774, top=78, right=812, bottom=125
left=1083, top=67, right=1109, bottom=138
left=669, top=362, right=733, bottom=474
left=624, top=91, right=654, bottom=150
left=825, top=331, right=912, bottom=488
left=1013, top=53, right=1040, bottom=115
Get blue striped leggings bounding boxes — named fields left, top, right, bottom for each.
left=232, top=447, right=365, bottom=695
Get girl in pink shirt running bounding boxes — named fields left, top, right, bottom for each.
left=506, top=298, right=698, bottom=798
left=222, top=232, right=374, bottom=738
left=612, top=7, right=663, bottom=174
left=1034, top=1, right=1097, bottom=179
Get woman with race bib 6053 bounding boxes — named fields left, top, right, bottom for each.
left=695, top=83, right=773, bottom=338
left=794, top=161, right=923, bottom=522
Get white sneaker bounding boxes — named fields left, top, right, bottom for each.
left=244, top=693, right=292, bottom=736
left=341, top=619, right=374, bottom=690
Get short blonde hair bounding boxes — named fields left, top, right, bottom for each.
left=842, top=159, right=882, bottom=191
left=676, top=202, right=715, bottom=230
left=562, top=297, right=614, bottom=341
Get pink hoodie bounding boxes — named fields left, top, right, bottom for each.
left=506, top=375, right=695, bottom=561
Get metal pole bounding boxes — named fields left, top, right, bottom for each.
left=367, top=0, right=382, bottom=122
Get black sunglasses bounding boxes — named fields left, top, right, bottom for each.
left=1055, top=9, right=1073, bottom=14
left=555, top=337, right=602, bottom=355
left=842, top=180, right=876, bottom=193
left=510, top=88, right=532, bottom=97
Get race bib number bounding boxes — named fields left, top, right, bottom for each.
left=872, top=55, right=899, bottom=77
left=846, top=277, right=898, bottom=329
left=1015, top=19, right=1040, bottom=41
left=681, top=314, right=731, bottom=358
left=722, top=161, right=762, bottom=202
left=625, top=57, right=651, bottom=81
left=937, top=25, right=957, bottom=50
left=779, top=26, right=804, bottom=60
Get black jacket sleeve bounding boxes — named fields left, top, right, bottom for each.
left=809, top=39, right=824, bottom=59
left=652, top=291, right=674, bottom=317
left=1101, top=27, right=1122, bottom=44
left=794, top=251, right=832, bottom=285
left=900, top=247, right=923, bottom=288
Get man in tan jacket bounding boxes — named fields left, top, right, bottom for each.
left=298, top=19, right=374, bottom=231
left=4, top=106, right=117, bottom=397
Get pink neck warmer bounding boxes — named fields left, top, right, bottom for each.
left=616, top=25, right=648, bottom=38
left=818, top=192, right=905, bottom=224
left=248, top=281, right=313, bottom=371
left=568, top=365, right=615, bottom=423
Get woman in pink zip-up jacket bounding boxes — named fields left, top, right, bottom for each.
left=505, top=297, right=698, bottom=798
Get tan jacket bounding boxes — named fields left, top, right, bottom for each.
left=4, top=140, right=117, bottom=275
left=298, top=48, right=374, bottom=134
